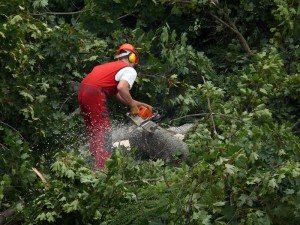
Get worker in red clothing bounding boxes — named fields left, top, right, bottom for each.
left=78, top=43, right=152, bottom=169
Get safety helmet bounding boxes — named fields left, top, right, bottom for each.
left=116, top=43, right=139, bottom=64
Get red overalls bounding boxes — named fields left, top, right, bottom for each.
left=78, top=61, right=128, bottom=169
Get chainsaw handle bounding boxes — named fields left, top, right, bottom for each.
left=138, top=105, right=153, bottom=120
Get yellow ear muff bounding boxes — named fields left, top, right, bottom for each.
left=128, top=53, right=136, bottom=63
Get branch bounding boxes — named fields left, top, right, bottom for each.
left=0, top=121, right=26, bottom=142
left=124, top=177, right=163, bottom=184
left=32, top=9, right=84, bottom=16
left=202, top=77, right=217, bottom=136
left=118, top=14, right=131, bottom=20
left=0, top=142, right=9, bottom=151
left=185, top=181, right=201, bottom=224
left=170, top=113, right=245, bottom=123
left=59, top=93, right=75, bottom=112
left=32, top=167, right=48, bottom=187
left=209, top=13, right=255, bottom=56
left=292, top=121, right=300, bottom=130
left=163, top=166, right=170, bottom=188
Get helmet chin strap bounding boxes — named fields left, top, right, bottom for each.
left=115, top=50, right=131, bottom=59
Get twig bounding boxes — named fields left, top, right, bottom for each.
left=0, top=143, right=9, bottom=151
left=118, top=14, right=131, bottom=20
left=94, top=169, right=108, bottom=176
left=59, top=93, right=75, bottom=112
left=202, top=77, right=217, bottom=136
left=292, top=121, right=300, bottom=130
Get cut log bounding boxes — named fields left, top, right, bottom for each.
left=128, top=126, right=189, bottom=164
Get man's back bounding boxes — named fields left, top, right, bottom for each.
left=81, top=61, right=128, bottom=88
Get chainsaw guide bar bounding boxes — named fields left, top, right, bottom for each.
left=128, top=114, right=159, bottom=133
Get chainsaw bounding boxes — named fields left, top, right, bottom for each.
left=127, top=105, right=161, bottom=133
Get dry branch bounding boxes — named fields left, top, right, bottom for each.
left=32, top=167, right=48, bottom=187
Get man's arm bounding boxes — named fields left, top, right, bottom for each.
left=114, top=80, right=137, bottom=107
left=114, top=79, right=153, bottom=115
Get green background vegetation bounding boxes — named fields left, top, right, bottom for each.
left=0, top=0, right=299, bottom=224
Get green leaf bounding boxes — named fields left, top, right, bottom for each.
left=284, top=189, right=295, bottom=195
left=268, top=178, right=278, bottom=189
left=63, top=199, right=79, bottom=213
left=65, top=169, right=75, bottom=179
left=36, top=95, right=47, bottom=103
left=0, top=32, right=5, bottom=38
left=213, top=201, right=225, bottom=207
left=9, top=15, right=22, bottom=25
left=249, top=152, right=259, bottom=163
left=170, top=205, right=177, bottom=214
left=292, top=167, right=300, bottom=177
left=36, top=212, right=46, bottom=221
left=259, top=88, right=268, bottom=95
left=19, top=91, right=34, bottom=102
left=33, top=0, right=48, bottom=8
left=224, top=164, right=238, bottom=176
left=21, top=153, right=29, bottom=160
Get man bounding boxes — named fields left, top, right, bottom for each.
left=78, top=43, right=152, bottom=169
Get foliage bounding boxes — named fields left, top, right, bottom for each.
left=0, top=126, right=35, bottom=223
left=0, top=1, right=108, bottom=151
left=1, top=0, right=300, bottom=224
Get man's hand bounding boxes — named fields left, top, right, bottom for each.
left=130, top=105, right=139, bottom=115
